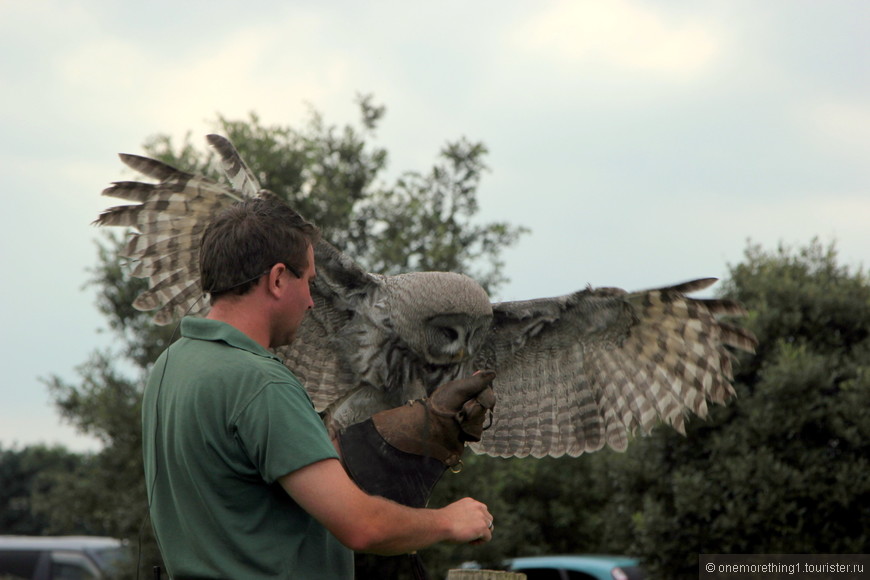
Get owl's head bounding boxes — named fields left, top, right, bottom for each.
left=385, top=272, right=493, bottom=365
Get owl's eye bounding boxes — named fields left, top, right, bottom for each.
left=439, top=327, right=459, bottom=342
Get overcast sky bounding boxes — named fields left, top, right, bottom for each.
left=1, top=1, right=867, bottom=453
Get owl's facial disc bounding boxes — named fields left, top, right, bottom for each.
left=384, top=270, right=493, bottom=365
left=424, top=313, right=490, bottom=364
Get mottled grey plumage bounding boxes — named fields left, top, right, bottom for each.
left=95, top=135, right=757, bottom=459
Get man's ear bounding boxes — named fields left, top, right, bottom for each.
left=266, top=263, right=286, bottom=298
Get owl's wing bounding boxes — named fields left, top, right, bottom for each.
left=473, top=278, right=756, bottom=459
left=96, top=137, right=380, bottom=413
left=94, top=153, right=244, bottom=324
left=276, top=240, right=383, bottom=413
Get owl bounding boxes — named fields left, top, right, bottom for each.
left=96, top=135, right=756, bottom=459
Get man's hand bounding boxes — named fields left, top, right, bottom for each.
left=439, top=497, right=494, bottom=545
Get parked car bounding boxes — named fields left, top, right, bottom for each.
left=0, top=536, right=128, bottom=580
left=504, top=555, right=645, bottom=580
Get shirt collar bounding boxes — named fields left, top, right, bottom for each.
left=180, top=317, right=282, bottom=362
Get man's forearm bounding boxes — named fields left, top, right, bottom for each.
left=279, top=458, right=493, bottom=555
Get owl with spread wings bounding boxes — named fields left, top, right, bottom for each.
left=96, top=134, right=756, bottom=460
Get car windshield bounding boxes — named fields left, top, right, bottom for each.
left=91, top=546, right=131, bottom=575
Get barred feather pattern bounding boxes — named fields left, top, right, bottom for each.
left=94, top=154, right=245, bottom=324
left=472, top=278, right=757, bottom=458
left=206, top=134, right=262, bottom=198
left=96, top=137, right=757, bottom=459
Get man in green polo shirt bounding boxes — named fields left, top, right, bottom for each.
left=143, top=196, right=494, bottom=579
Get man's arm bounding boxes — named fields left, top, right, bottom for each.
left=279, top=457, right=493, bottom=556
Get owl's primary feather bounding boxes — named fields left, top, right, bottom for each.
left=95, top=135, right=757, bottom=459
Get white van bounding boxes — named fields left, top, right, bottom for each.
left=0, top=536, right=127, bottom=580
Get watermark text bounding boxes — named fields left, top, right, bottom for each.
left=700, top=554, right=869, bottom=578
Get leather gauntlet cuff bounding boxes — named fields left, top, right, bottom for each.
left=337, top=371, right=496, bottom=508
left=371, top=399, right=466, bottom=467
left=338, top=418, right=447, bottom=508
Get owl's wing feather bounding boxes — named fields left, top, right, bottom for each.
left=115, top=153, right=189, bottom=182
left=94, top=152, right=247, bottom=324
left=474, top=278, right=756, bottom=459
left=206, top=134, right=262, bottom=197
left=277, top=239, right=383, bottom=412
left=96, top=138, right=381, bottom=413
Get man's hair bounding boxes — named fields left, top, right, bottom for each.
left=199, top=195, right=320, bottom=303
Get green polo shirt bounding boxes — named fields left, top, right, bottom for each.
left=142, top=317, right=353, bottom=579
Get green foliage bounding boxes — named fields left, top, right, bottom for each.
left=0, top=445, right=83, bottom=534
left=426, top=455, right=613, bottom=572
left=609, top=239, right=870, bottom=579
left=722, top=240, right=870, bottom=376
left=40, top=348, right=162, bottom=577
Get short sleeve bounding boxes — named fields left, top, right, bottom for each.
left=233, top=381, right=339, bottom=483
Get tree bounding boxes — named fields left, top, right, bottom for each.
left=597, top=239, right=870, bottom=578
left=0, top=444, right=83, bottom=535
left=423, top=453, right=616, bottom=575
left=42, top=96, right=527, bottom=578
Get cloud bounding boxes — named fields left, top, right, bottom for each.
left=142, top=24, right=354, bottom=134
left=28, top=5, right=366, bottom=152
left=801, top=97, right=870, bottom=159
left=512, top=0, right=720, bottom=76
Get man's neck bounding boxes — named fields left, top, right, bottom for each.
left=207, top=300, right=272, bottom=349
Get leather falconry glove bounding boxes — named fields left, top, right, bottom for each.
left=337, top=370, right=496, bottom=508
